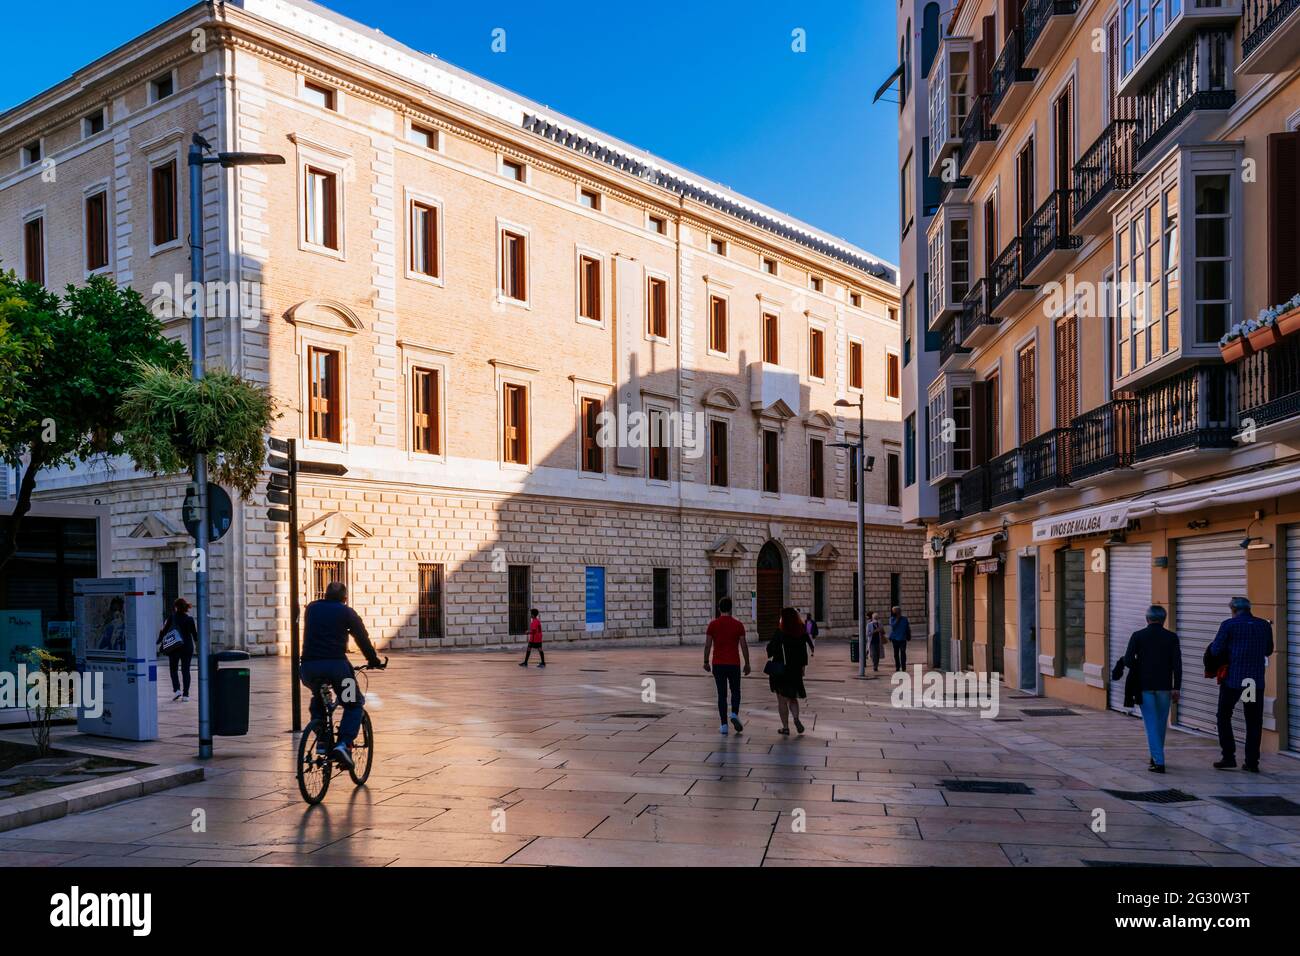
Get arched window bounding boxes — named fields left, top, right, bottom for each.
left=904, top=20, right=912, bottom=103
left=921, top=2, right=941, bottom=78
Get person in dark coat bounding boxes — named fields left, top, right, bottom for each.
left=157, top=598, right=199, bottom=701
left=1115, top=605, right=1182, bottom=773
left=1209, top=596, right=1275, bottom=772
left=768, top=607, right=812, bottom=736
left=889, top=606, right=912, bottom=672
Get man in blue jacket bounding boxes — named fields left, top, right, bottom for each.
left=1209, top=597, right=1274, bottom=772
left=889, top=606, right=912, bottom=672
left=301, top=582, right=384, bottom=769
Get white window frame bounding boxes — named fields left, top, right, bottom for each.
left=645, top=268, right=672, bottom=344
left=499, top=154, right=530, bottom=184
left=645, top=401, right=674, bottom=487
left=704, top=277, right=733, bottom=359
left=707, top=414, right=732, bottom=493
left=807, top=319, right=828, bottom=384
left=292, top=136, right=349, bottom=261
left=81, top=108, right=108, bottom=140
left=298, top=75, right=341, bottom=113
left=884, top=348, right=902, bottom=404
left=148, top=69, right=178, bottom=104
left=493, top=360, right=538, bottom=473
left=574, top=245, right=608, bottom=329
left=20, top=138, right=44, bottom=168
left=577, top=186, right=602, bottom=211
left=846, top=334, right=866, bottom=393
left=298, top=332, right=353, bottom=453
left=404, top=188, right=445, bottom=287
left=147, top=140, right=185, bottom=257
left=82, top=179, right=113, bottom=278
left=404, top=120, right=440, bottom=152
left=574, top=380, right=610, bottom=481
left=21, top=207, right=47, bottom=284
left=496, top=218, right=533, bottom=309
left=807, top=433, right=828, bottom=503
left=400, top=341, right=453, bottom=464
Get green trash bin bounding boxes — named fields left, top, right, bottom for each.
left=211, top=650, right=251, bottom=737
left=849, top=639, right=859, bottom=664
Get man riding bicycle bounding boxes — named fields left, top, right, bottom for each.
left=301, top=581, right=384, bottom=769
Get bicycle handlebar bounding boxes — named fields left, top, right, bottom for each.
left=357, top=656, right=389, bottom=672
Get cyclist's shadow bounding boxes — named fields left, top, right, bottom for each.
left=293, top=770, right=383, bottom=853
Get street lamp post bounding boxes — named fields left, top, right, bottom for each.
left=186, top=134, right=285, bottom=759
left=834, top=396, right=868, bottom=678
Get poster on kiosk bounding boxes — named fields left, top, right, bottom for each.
left=73, top=578, right=159, bottom=741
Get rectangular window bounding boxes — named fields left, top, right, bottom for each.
left=23, top=218, right=44, bottom=285
left=763, top=429, right=780, bottom=494
left=502, top=158, right=527, bottom=182
left=813, top=571, right=827, bottom=624
left=809, top=438, right=825, bottom=499
left=890, top=572, right=902, bottom=611
left=904, top=414, right=917, bottom=487
left=581, top=397, right=604, bottom=474
left=85, top=191, right=108, bottom=271
left=83, top=110, right=106, bottom=138
left=763, top=257, right=778, bottom=275
left=850, top=292, right=863, bottom=308
left=887, top=452, right=901, bottom=507
left=503, top=383, right=529, bottom=465
left=709, top=296, right=728, bottom=353
left=411, top=367, right=440, bottom=455
left=1194, top=174, right=1230, bottom=344
left=407, top=124, right=437, bottom=150
left=313, top=560, right=345, bottom=601
left=710, top=420, right=729, bottom=488
left=849, top=341, right=864, bottom=390
left=308, top=347, right=342, bottom=443
left=903, top=286, right=914, bottom=366
left=418, top=564, right=444, bottom=640
left=648, top=214, right=668, bottom=235
left=501, top=230, right=527, bottom=301
left=579, top=189, right=601, bottom=210
left=151, top=159, right=178, bottom=247
left=304, top=167, right=339, bottom=250
left=653, top=568, right=671, bottom=629
left=160, top=561, right=180, bottom=614
left=507, top=566, right=530, bottom=635
left=303, top=81, right=336, bottom=110
left=21, top=141, right=41, bottom=167
left=901, top=154, right=914, bottom=231
left=710, top=237, right=727, bottom=256
left=885, top=353, right=901, bottom=400
left=809, top=327, right=825, bottom=379
left=714, top=569, right=732, bottom=612
left=648, top=408, right=669, bottom=482
left=810, top=276, right=824, bottom=293
left=647, top=277, right=668, bottom=338
left=410, top=201, right=440, bottom=277
left=762, top=312, right=779, bottom=364
left=579, top=255, right=602, bottom=321
left=1018, top=343, right=1038, bottom=444
left=149, top=73, right=174, bottom=102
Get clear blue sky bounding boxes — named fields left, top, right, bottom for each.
left=1, top=0, right=901, bottom=263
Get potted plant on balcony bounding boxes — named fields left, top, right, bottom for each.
left=1219, top=294, right=1300, bottom=363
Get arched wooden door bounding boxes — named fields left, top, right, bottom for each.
left=756, top=542, right=785, bottom=644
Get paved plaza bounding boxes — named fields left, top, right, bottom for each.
left=2, top=645, right=1299, bottom=867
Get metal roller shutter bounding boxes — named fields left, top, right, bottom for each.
left=1174, top=533, right=1247, bottom=737
left=938, top=560, right=952, bottom=671
left=1286, top=528, right=1300, bottom=753
left=1108, top=544, right=1152, bottom=715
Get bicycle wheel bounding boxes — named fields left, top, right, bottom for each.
left=297, top=721, right=333, bottom=805
left=349, top=712, right=374, bottom=786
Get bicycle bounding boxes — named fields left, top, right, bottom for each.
left=296, top=657, right=387, bottom=806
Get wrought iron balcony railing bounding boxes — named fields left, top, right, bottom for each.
left=959, top=464, right=991, bottom=519
left=989, top=449, right=1023, bottom=507
left=989, top=237, right=1024, bottom=311
left=1071, top=398, right=1137, bottom=482
left=989, top=29, right=1036, bottom=117
left=1243, top=0, right=1300, bottom=60
left=939, top=316, right=967, bottom=367
left=1022, top=188, right=1081, bottom=276
left=1134, top=365, right=1238, bottom=462
left=1074, top=119, right=1139, bottom=227
left=939, top=482, right=961, bottom=525
left=959, top=93, right=998, bottom=170
left=1021, top=427, right=1073, bottom=497
left=1238, top=333, right=1300, bottom=428
left=958, top=279, right=998, bottom=347
left=1136, top=29, right=1236, bottom=162
left=1024, top=0, right=1081, bottom=61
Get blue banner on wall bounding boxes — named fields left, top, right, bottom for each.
left=585, top=567, right=606, bottom=632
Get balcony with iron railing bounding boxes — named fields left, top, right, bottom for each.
left=939, top=316, right=969, bottom=370
left=1074, top=118, right=1139, bottom=235
left=1022, top=188, right=1082, bottom=282
left=1238, top=334, right=1300, bottom=430
left=1242, top=0, right=1300, bottom=72
left=1133, top=364, right=1237, bottom=463
left=989, top=236, right=1034, bottom=317
left=939, top=481, right=961, bottom=525
left=958, top=279, right=999, bottom=350
left=989, top=449, right=1023, bottom=507
left=989, top=29, right=1038, bottom=124
left=959, top=93, right=999, bottom=177
left=959, top=464, right=991, bottom=518
left=1117, top=0, right=1244, bottom=98
left=1135, top=29, right=1236, bottom=164
left=1071, top=398, right=1137, bottom=482
left=1021, top=428, right=1073, bottom=497
left=1023, top=0, right=1081, bottom=70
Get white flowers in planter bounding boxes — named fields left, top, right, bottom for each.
left=1219, top=293, right=1300, bottom=346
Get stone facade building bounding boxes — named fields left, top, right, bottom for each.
left=0, top=0, right=925, bottom=654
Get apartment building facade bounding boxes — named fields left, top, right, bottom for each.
left=893, top=0, right=1300, bottom=754
left=0, top=0, right=925, bottom=655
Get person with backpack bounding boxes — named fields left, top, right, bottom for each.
left=520, top=608, right=546, bottom=668
left=767, top=607, right=812, bottom=735
left=157, top=598, right=199, bottom=702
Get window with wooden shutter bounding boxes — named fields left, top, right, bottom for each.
left=984, top=372, right=1001, bottom=460
left=85, top=192, right=108, bottom=271
left=763, top=429, right=780, bottom=494
left=581, top=397, right=603, bottom=474
left=1268, top=132, right=1300, bottom=306
left=503, top=383, right=528, bottom=465
left=653, top=568, right=671, bottom=629
left=647, top=277, right=668, bottom=338
left=709, top=296, right=728, bottom=353
left=411, top=201, right=439, bottom=277
left=886, top=352, right=901, bottom=399
left=762, top=313, right=779, bottom=364
left=849, top=341, right=864, bottom=389
left=23, top=218, right=44, bottom=285
left=418, top=563, right=444, bottom=639
left=710, top=419, right=729, bottom=488
left=151, top=159, right=177, bottom=246
left=887, top=452, right=901, bottom=507
left=304, top=167, right=339, bottom=250
left=1017, top=139, right=1035, bottom=230
left=579, top=255, right=601, bottom=321
left=809, top=327, right=825, bottom=378
left=411, top=367, right=440, bottom=454
left=809, top=438, right=824, bottom=498
left=507, top=565, right=530, bottom=635
left=648, top=408, right=669, bottom=481
left=501, top=230, right=527, bottom=300
left=1018, top=344, right=1037, bottom=445
left=308, top=347, right=342, bottom=443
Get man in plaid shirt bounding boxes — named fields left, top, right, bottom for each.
left=1209, top=597, right=1274, bottom=772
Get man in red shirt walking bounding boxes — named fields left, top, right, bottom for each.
left=703, top=597, right=750, bottom=734
left=520, top=608, right=546, bottom=668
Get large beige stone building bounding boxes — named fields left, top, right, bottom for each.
left=0, top=0, right=924, bottom=655
left=894, top=0, right=1300, bottom=753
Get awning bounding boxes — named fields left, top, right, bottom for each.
left=1032, top=503, right=1131, bottom=543
left=872, top=63, right=904, bottom=104
left=945, top=533, right=1000, bottom=562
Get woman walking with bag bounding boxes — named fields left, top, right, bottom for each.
left=157, top=598, right=198, bottom=702
left=767, top=607, right=811, bottom=735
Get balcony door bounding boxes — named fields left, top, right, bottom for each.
left=1053, top=82, right=1072, bottom=194
left=984, top=193, right=998, bottom=276
left=1016, top=139, right=1035, bottom=231
left=1055, top=315, right=1079, bottom=472
left=1018, top=342, right=1037, bottom=445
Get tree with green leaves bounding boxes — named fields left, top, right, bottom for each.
left=0, top=272, right=276, bottom=574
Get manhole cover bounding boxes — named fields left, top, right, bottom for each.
left=1103, top=788, right=1199, bottom=804
left=1022, top=708, right=1078, bottom=717
left=941, top=780, right=1035, bottom=795
left=1214, top=795, right=1300, bottom=817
